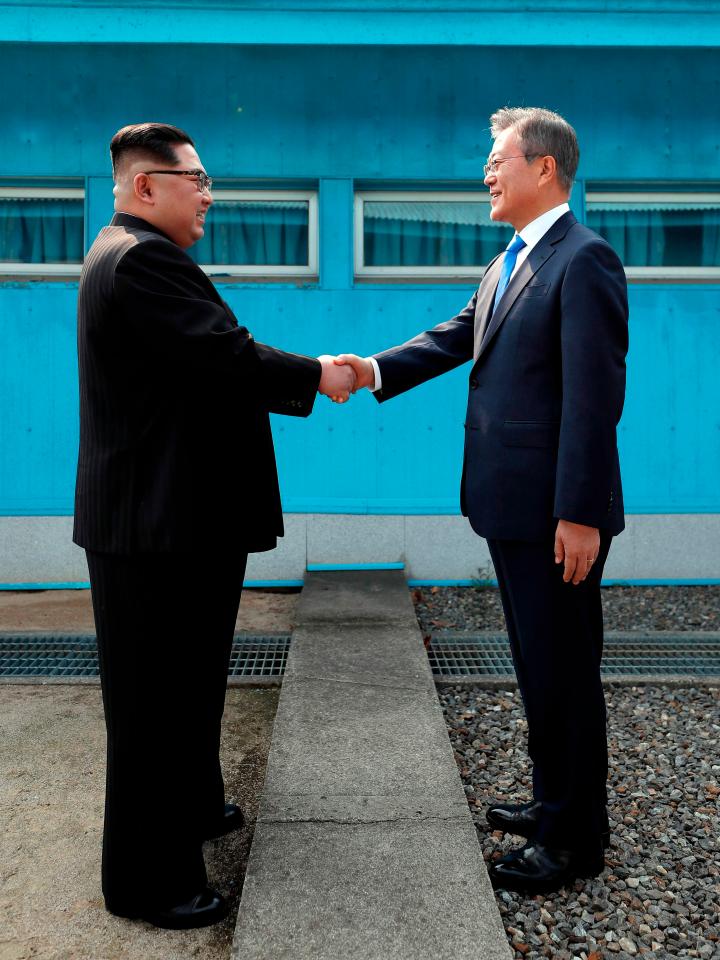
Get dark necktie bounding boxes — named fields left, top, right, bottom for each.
left=493, top=234, right=527, bottom=312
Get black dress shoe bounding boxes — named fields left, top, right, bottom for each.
left=203, top=803, right=245, bottom=840
left=489, top=842, right=605, bottom=894
left=486, top=799, right=611, bottom=850
left=110, top=887, right=229, bottom=929
left=486, top=799, right=543, bottom=837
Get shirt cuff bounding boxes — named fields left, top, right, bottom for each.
left=368, top=356, right=382, bottom=392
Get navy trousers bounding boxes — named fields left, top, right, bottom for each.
left=86, top=548, right=247, bottom=912
left=487, top=531, right=612, bottom=851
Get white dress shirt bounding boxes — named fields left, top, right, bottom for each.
left=368, top=202, right=570, bottom=392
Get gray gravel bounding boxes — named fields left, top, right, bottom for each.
left=425, top=587, right=720, bottom=958
left=441, top=683, right=720, bottom=960
left=413, top=586, right=720, bottom=636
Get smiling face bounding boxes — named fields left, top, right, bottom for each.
left=115, top=142, right=213, bottom=249
left=484, top=126, right=546, bottom=232
left=143, top=143, right=213, bottom=249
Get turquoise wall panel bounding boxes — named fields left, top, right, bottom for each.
left=3, top=2, right=720, bottom=48
left=5, top=280, right=717, bottom=516
left=619, top=285, right=720, bottom=513
left=222, top=283, right=720, bottom=515
left=1, top=45, right=719, bottom=182
left=0, top=284, right=79, bottom=513
left=1, top=43, right=719, bottom=517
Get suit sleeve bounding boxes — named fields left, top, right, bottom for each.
left=372, top=291, right=478, bottom=402
left=554, top=239, right=629, bottom=526
left=113, top=239, right=321, bottom=418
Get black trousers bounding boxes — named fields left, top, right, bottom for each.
left=487, top=532, right=612, bottom=851
left=86, top=548, right=247, bottom=912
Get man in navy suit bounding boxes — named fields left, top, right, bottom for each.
left=337, top=107, right=628, bottom=893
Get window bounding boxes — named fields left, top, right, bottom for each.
left=355, top=191, right=513, bottom=279
left=189, top=190, right=318, bottom=278
left=0, top=186, right=84, bottom=275
left=585, top=189, right=720, bottom=280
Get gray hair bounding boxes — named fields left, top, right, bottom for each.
left=489, top=107, right=579, bottom=192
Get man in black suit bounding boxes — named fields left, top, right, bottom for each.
left=74, top=122, right=354, bottom=928
left=336, top=107, right=628, bottom=894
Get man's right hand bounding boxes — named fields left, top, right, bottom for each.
left=317, top=355, right=356, bottom=402
left=334, top=354, right=376, bottom=391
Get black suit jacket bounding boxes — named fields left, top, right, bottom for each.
left=74, top=213, right=321, bottom=554
left=373, top=212, right=629, bottom=542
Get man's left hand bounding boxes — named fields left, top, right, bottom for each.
left=554, top=519, right=600, bottom=585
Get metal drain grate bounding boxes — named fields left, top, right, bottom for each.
left=3, top=631, right=718, bottom=682
left=0, top=634, right=291, bottom=680
left=428, top=632, right=720, bottom=678
left=228, top=636, right=290, bottom=678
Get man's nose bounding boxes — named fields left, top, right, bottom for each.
left=203, top=190, right=213, bottom=207
left=484, top=169, right=495, bottom=187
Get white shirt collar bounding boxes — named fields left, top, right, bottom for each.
left=517, top=202, right=571, bottom=253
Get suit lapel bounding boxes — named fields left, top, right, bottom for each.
left=475, top=211, right=576, bottom=362
left=472, top=254, right=503, bottom=360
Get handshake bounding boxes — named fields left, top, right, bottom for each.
left=317, top=354, right=375, bottom=404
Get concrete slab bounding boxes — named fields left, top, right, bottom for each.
left=604, top=513, right=720, bottom=580
left=284, top=621, right=431, bottom=687
left=0, top=516, right=89, bottom=584
left=4, top=514, right=720, bottom=585
left=231, top=570, right=510, bottom=960
left=307, top=514, right=405, bottom=567
left=233, top=820, right=508, bottom=960
left=290, top=568, right=419, bottom=624
left=262, top=680, right=456, bottom=799
left=258, top=792, right=470, bottom=824
left=245, top=514, right=307, bottom=582
left=404, top=514, right=493, bottom=581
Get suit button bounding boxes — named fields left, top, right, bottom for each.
left=469, top=378, right=478, bottom=390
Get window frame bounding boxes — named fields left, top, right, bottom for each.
left=197, top=189, right=319, bottom=279
left=585, top=189, right=720, bottom=281
left=0, top=185, right=85, bottom=277
left=354, top=190, right=507, bottom=280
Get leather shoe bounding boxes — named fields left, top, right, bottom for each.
left=489, top=842, right=605, bottom=894
left=111, top=887, right=228, bottom=929
left=203, top=803, right=245, bottom=840
left=486, top=799, right=543, bottom=837
left=486, top=799, right=610, bottom=850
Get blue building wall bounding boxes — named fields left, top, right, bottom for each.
left=1, top=43, right=719, bottom=525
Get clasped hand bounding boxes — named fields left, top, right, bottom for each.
left=317, top=354, right=375, bottom=403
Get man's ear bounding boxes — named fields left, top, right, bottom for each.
left=133, top=173, right=154, bottom=205
left=538, top=155, right=557, bottom=187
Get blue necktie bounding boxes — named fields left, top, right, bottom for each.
left=493, top=234, right=527, bottom=312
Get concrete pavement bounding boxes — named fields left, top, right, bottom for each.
left=231, top=570, right=510, bottom=960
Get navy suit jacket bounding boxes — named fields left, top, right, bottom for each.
left=74, top=213, right=321, bottom=555
left=373, top=212, right=629, bottom=542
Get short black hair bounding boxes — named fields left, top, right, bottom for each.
left=110, top=122, right=195, bottom=178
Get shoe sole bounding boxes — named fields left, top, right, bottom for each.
left=108, top=905, right=229, bottom=929
left=107, top=898, right=229, bottom=929
left=140, top=905, right=229, bottom=930
left=489, top=862, right=605, bottom=894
